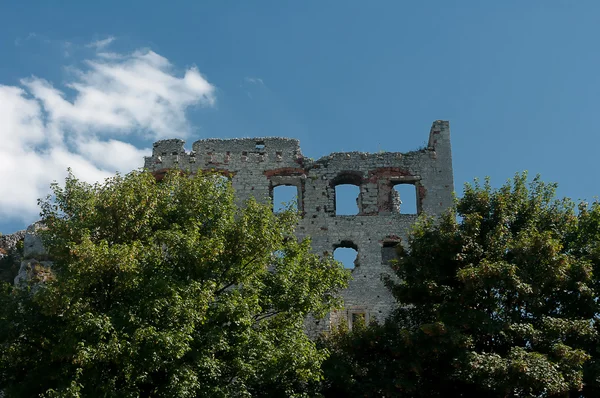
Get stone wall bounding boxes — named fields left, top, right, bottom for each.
left=145, top=120, right=455, bottom=334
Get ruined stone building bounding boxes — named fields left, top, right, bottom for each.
left=144, top=120, right=454, bottom=334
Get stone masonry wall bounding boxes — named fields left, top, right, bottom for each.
left=144, top=120, right=454, bottom=335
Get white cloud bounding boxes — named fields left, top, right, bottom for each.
left=0, top=47, right=216, bottom=224
left=244, top=77, right=264, bottom=85
left=14, top=32, right=39, bottom=46
left=86, top=36, right=116, bottom=50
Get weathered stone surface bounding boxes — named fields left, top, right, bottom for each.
left=145, top=121, right=455, bottom=335
left=23, top=222, right=47, bottom=259
left=14, top=259, right=54, bottom=286
left=4, top=222, right=52, bottom=286
left=0, top=230, right=25, bottom=284
left=0, top=230, right=25, bottom=254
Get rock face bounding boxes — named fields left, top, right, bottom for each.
left=12, top=222, right=52, bottom=286
left=0, top=230, right=25, bottom=284
left=0, top=226, right=51, bottom=396
left=23, top=222, right=48, bottom=259
left=0, top=230, right=25, bottom=256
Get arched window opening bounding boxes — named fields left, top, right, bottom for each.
left=393, top=183, right=417, bottom=214
left=334, top=241, right=359, bottom=270
left=335, top=184, right=360, bottom=215
left=332, top=172, right=362, bottom=216
left=272, top=185, right=298, bottom=213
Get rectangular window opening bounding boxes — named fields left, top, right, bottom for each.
left=393, top=184, right=418, bottom=214
left=348, top=310, right=368, bottom=330
left=272, top=185, right=298, bottom=213
left=335, top=184, right=360, bottom=215
left=381, top=242, right=400, bottom=265
left=351, top=312, right=365, bottom=324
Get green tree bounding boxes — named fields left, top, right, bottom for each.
left=0, top=244, right=21, bottom=285
left=0, top=170, right=349, bottom=397
left=322, top=173, right=600, bottom=397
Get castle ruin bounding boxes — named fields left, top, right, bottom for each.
left=144, top=120, right=454, bottom=334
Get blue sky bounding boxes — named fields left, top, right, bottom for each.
left=1, top=1, right=599, bottom=234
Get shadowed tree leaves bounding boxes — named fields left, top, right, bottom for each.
left=0, top=170, right=349, bottom=397
left=322, top=173, right=600, bottom=397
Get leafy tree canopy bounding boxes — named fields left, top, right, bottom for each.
left=0, top=170, right=349, bottom=397
left=322, top=173, right=600, bottom=397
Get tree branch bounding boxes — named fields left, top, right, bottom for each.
left=214, top=253, right=261, bottom=296
left=253, top=310, right=282, bottom=323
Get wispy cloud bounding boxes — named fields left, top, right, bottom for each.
left=86, top=36, right=116, bottom=50
left=0, top=47, right=216, bottom=224
left=14, top=32, right=41, bottom=46
left=244, top=77, right=264, bottom=85
left=242, top=77, right=266, bottom=100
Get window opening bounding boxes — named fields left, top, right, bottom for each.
left=381, top=241, right=400, bottom=265
left=272, top=250, right=285, bottom=259
left=268, top=250, right=285, bottom=273
left=255, top=141, right=265, bottom=150
left=272, top=185, right=298, bottom=213
left=347, top=309, right=369, bottom=330
left=215, top=174, right=230, bottom=188
left=335, top=184, right=360, bottom=215
left=393, top=184, right=417, bottom=214
left=334, top=241, right=358, bottom=269
left=352, top=312, right=366, bottom=326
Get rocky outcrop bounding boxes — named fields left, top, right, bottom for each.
left=0, top=226, right=50, bottom=397
left=22, top=222, right=48, bottom=259
left=0, top=222, right=52, bottom=286
left=0, top=230, right=25, bottom=284
left=0, top=230, right=25, bottom=256
left=13, top=222, right=52, bottom=286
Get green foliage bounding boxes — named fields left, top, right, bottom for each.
left=0, top=243, right=22, bottom=285
left=0, top=169, right=349, bottom=397
left=322, top=173, right=600, bottom=397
